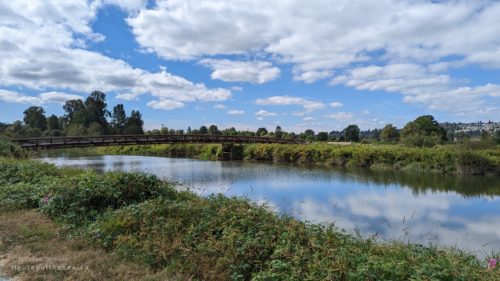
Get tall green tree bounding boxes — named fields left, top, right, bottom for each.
left=199, top=125, right=208, bottom=134
left=47, top=114, right=60, bottom=130
left=317, top=132, right=329, bottom=141
left=111, top=104, right=127, bottom=134
left=401, top=115, right=447, bottom=147
left=275, top=126, right=283, bottom=139
left=123, top=110, right=144, bottom=135
left=63, top=99, right=86, bottom=125
left=256, top=127, right=268, bottom=136
left=85, top=91, right=109, bottom=131
left=380, top=124, right=400, bottom=142
left=208, top=124, right=220, bottom=135
left=343, top=125, right=360, bottom=142
left=23, top=106, right=47, bottom=130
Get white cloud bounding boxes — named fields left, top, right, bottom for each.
left=146, top=99, right=184, bottom=110
left=227, top=109, right=244, bottom=115
left=255, top=110, right=277, bottom=117
left=293, top=70, right=332, bottom=83
left=0, top=0, right=231, bottom=112
left=255, top=95, right=325, bottom=112
left=0, top=89, right=83, bottom=105
left=214, top=104, right=226, bottom=109
left=330, top=64, right=500, bottom=117
left=0, top=89, right=43, bottom=105
left=200, top=59, right=280, bottom=84
left=326, top=112, right=354, bottom=122
left=303, top=117, right=316, bottom=122
left=39, top=91, right=84, bottom=104
left=330, top=102, right=343, bottom=108
left=127, top=0, right=500, bottom=118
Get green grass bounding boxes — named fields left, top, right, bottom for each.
left=0, top=158, right=499, bottom=280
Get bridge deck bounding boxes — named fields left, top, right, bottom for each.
left=10, top=134, right=305, bottom=149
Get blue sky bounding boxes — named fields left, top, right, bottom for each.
left=0, top=1, right=499, bottom=132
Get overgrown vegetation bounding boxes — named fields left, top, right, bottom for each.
left=79, top=142, right=500, bottom=175
left=0, top=158, right=498, bottom=280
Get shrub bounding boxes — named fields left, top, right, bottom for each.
left=41, top=172, right=178, bottom=225
left=456, top=152, right=492, bottom=175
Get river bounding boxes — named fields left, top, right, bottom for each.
left=41, top=155, right=500, bottom=258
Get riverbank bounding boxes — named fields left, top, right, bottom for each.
left=49, top=142, right=500, bottom=175
left=0, top=158, right=498, bottom=280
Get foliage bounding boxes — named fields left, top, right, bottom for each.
left=23, top=106, right=47, bottom=131
left=401, top=115, right=447, bottom=147
left=123, top=110, right=144, bottom=135
left=111, top=104, right=127, bottom=134
left=380, top=124, right=400, bottom=142
left=0, top=138, right=27, bottom=158
left=343, top=124, right=360, bottom=142
left=47, top=114, right=61, bottom=130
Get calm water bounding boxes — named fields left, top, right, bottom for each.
left=41, top=155, right=500, bottom=257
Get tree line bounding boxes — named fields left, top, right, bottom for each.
left=1, top=91, right=498, bottom=148
left=2, top=91, right=144, bottom=137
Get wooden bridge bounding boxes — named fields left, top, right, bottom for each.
left=10, top=134, right=305, bottom=149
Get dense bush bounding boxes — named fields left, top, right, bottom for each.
left=40, top=172, right=178, bottom=225
left=0, top=138, right=27, bottom=158
left=456, top=151, right=492, bottom=175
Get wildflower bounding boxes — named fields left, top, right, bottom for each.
left=42, top=194, right=51, bottom=204
left=489, top=258, right=497, bottom=269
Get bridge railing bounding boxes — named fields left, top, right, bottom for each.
left=10, top=134, right=305, bottom=149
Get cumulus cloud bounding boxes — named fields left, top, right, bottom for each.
left=126, top=0, right=500, bottom=117
left=39, top=91, right=84, bottom=104
left=255, top=95, right=325, bottom=112
left=200, top=59, right=280, bottom=84
left=330, top=102, right=343, bottom=108
left=213, top=104, right=226, bottom=109
left=227, top=109, right=245, bottom=115
left=326, top=112, right=354, bottom=122
left=0, top=90, right=43, bottom=105
left=0, top=0, right=231, bottom=111
left=0, top=89, right=83, bottom=105
left=146, top=99, right=184, bottom=110
left=255, top=110, right=277, bottom=117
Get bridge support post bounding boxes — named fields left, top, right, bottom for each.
left=221, top=143, right=233, bottom=160
left=220, top=143, right=244, bottom=161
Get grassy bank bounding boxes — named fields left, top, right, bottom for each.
left=53, top=142, right=500, bottom=175
left=0, top=158, right=499, bottom=280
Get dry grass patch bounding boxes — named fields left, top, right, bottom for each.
left=0, top=210, right=185, bottom=281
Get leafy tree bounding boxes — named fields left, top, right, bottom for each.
left=85, top=91, right=109, bottom=131
left=123, top=110, right=144, bottom=135
left=304, top=129, right=315, bottom=137
left=401, top=115, right=447, bottom=147
left=223, top=127, right=237, bottom=136
left=63, top=99, right=86, bottom=125
left=87, top=122, right=103, bottom=135
left=256, top=127, right=268, bottom=136
left=317, top=132, right=329, bottom=141
left=4, top=121, right=24, bottom=137
left=23, top=106, right=47, bottom=130
left=187, top=126, right=192, bottom=134
left=66, top=124, right=87, bottom=136
left=199, top=126, right=208, bottom=134
left=275, top=126, right=283, bottom=139
left=111, top=104, right=127, bottom=134
left=47, top=114, right=60, bottom=131
left=380, top=124, right=400, bottom=142
left=343, top=125, right=360, bottom=142
left=208, top=124, right=220, bottom=135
